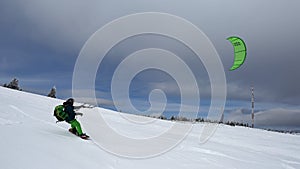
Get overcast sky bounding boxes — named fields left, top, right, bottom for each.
left=0, top=0, right=299, bottom=129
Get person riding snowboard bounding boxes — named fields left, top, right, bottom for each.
left=63, top=98, right=89, bottom=139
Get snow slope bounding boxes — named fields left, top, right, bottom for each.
left=0, top=86, right=299, bottom=169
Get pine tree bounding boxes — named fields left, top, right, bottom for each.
left=170, top=116, right=175, bottom=121
left=6, top=78, right=20, bottom=90
left=47, top=86, right=56, bottom=98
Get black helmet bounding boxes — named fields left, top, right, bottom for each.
left=64, top=98, right=74, bottom=105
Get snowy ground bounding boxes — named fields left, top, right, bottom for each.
left=0, top=86, right=299, bottom=169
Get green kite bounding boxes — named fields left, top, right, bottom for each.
left=227, top=36, right=247, bottom=71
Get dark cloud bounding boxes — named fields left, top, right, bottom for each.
left=225, top=108, right=300, bottom=130
left=0, top=0, right=299, bottom=111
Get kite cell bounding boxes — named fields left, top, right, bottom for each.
left=227, top=36, right=247, bottom=71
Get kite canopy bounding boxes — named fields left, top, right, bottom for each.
left=227, top=36, right=247, bottom=71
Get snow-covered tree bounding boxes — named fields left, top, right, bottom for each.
left=6, top=78, right=20, bottom=90
left=47, top=86, right=56, bottom=98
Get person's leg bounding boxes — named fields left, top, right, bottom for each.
left=70, top=119, right=83, bottom=135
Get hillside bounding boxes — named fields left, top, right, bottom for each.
left=0, top=87, right=299, bottom=169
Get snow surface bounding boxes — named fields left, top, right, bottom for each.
left=0, top=86, right=300, bottom=169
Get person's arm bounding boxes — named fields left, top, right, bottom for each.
left=74, top=105, right=83, bottom=110
left=74, top=104, right=94, bottom=110
left=75, top=112, right=83, bottom=116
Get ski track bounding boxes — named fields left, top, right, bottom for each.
left=0, top=117, right=21, bottom=125
left=281, top=159, right=300, bottom=165
left=280, top=159, right=300, bottom=169
left=0, top=105, right=25, bottom=125
left=281, top=163, right=296, bottom=169
left=188, top=147, right=249, bottom=163
left=9, top=104, right=65, bottom=130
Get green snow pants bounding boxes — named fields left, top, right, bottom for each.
left=69, top=119, right=83, bottom=135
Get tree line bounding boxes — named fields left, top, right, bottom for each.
left=143, top=114, right=251, bottom=128
left=2, top=78, right=57, bottom=98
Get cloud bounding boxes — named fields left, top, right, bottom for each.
left=255, top=109, right=300, bottom=127
left=76, top=97, right=115, bottom=107
left=1, top=0, right=300, bottom=109
left=53, top=89, right=115, bottom=108
left=225, top=107, right=300, bottom=129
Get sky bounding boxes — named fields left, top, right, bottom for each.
left=0, top=0, right=300, bottom=129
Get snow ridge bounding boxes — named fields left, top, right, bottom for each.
left=0, top=87, right=300, bottom=169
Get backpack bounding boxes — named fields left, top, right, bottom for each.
left=53, top=105, right=68, bottom=122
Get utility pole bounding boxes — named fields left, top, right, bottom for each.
left=251, top=86, right=255, bottom=128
